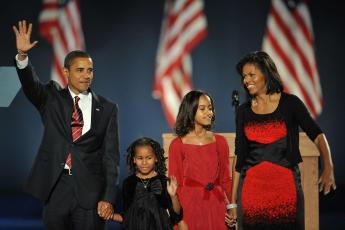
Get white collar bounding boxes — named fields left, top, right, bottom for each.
left=68, top=87, right=90, bottom=101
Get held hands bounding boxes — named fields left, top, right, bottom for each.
left=97, top=201, right=114, bottom=220
left=225, top=207, right=237, bottom=229
left=167, top=176, right=178, bottom=197
left=111, top=213, right=123, bottom=223
left=12, top=20, right=38, bottom=57
left=319, top=166, right=336, bottom=195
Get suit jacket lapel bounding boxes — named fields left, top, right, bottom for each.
left=62, top=88, right=74, bottom=142
left=90, top=91, right=103, bottom=131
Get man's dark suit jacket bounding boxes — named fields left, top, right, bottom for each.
left=15, top=62, right=120, bottom=209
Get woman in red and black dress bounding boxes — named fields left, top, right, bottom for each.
left=226, top=51, right=336, bottom=229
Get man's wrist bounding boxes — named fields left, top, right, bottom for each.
left=18, top=49, right=27, bottom=57
left=17, top=49, right=27, bottom=55
left=17, top=50, right=28, bottom=61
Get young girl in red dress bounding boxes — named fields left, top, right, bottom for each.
left=168, top=90, right=232, bottom=230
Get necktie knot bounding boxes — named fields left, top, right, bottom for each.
left=74, top=96, right=80, bottom=105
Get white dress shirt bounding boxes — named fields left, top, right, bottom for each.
left=68, top=89, right=92, bottom=135
left=15, top=55, right=92, bottom=135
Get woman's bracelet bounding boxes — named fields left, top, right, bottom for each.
left=226, top=203, right=237, bottom=210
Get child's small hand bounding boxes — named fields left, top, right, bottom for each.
left=167, top=176, right=178, bottom=196
left=111, top=213, right=123, bottom=222
left=226, top=208, right=237, bottom=228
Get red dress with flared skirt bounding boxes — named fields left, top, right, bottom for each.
left=168, top=134, right=232, bottom=230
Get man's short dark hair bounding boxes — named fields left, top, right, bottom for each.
left=64, top=50, right=91, bottom=69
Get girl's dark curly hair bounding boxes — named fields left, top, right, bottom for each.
left=236, top=51, right=283, bottom=99
left=174, top=90, right=215, bottom=137
left=126, top=137, right=167, bottom=175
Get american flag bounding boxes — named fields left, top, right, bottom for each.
left=153, top=0, right=207, bottom=127
left=39, top=0, right=85, bottom=87
left=262, top=0, right=322, bottom=117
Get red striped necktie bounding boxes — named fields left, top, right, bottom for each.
left=65, top=96, right=84, bottom=170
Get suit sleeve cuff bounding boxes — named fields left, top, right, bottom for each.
left=15, top=54, right=29, bottom=69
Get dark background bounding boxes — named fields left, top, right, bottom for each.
left=1, top=0, right=344, bottom=229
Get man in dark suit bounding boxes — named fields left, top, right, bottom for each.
left=13, top=20, right=119, bottom=229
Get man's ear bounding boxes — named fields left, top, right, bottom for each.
left=63, top=67, right=69, bottom=79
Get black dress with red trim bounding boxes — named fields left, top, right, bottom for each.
left=237, top=109, right=304, bottom=230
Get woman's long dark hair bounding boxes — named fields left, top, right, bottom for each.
left=126, top=137, right=167, bottom=175
left=236, top=51, right=283, bottom=99
left=174, top=90, right=215, bottom=137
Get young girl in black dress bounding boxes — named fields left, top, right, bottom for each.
left=111, top=137, right=183, bottom=230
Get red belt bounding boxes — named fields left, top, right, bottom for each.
left=183, top=178, right=223, bottom=202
